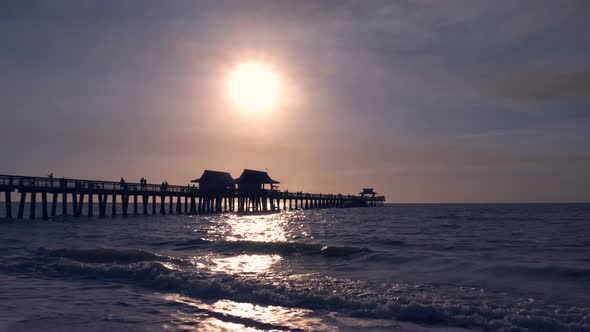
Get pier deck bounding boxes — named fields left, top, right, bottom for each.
left=0, top=174, right=385, bottom=219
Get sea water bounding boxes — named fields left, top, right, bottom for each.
left=0, top=204, right=589, bottom=331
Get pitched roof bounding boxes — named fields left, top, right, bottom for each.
left=235, top=169, right=280, bottom=184
left=191, top=170, right=234, bottom=184
left=359, top=188, right=377, bottom=195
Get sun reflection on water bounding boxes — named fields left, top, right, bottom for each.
left=167, top=211, right=334, bottom=331
left=164, top=294, right=335, bottom=332
left=200, top=210, right=310, bottom=243
left=224, top=214, right=288, bottom=242
left=210, top=254, right=282, bottom=275
left=188, top=212, right=305, bottom=278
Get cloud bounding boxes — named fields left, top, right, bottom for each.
left=494, top=68, right=590, bottom=101
left=1, top=0, right=590, bottom=202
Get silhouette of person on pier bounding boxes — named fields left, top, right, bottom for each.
left=48, top=173, right=53, bottom=187
left=120, top=177, right=126, bottom=190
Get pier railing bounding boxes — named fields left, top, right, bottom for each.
left=0, top=174, right=191, bottom=194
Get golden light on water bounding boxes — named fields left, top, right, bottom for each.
left=164, top=212, right=332, bottom=331
left=224, top=214, right=288, bottom=242
left=211, top=254, right=282, bottom=275
left=190, top=213, right=292, bottom=275
left=227, top=62, right=281, bottom=113
left=166, top=295, right=334, bottom=332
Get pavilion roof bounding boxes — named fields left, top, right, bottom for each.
left=359, top=188, right=377, bottom=195
left=235, top=169, right=280, bottom=185
left=191, top=170, right=234, bottom=184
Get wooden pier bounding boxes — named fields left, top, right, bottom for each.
left=0, top=172, right=385, bottom=220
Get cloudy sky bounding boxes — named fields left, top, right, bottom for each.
left=1, top=0, right=589, bottom=202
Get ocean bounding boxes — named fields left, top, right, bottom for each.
left=0, top=204, right=589, bottom=331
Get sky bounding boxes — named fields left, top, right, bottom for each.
left=1, top=0, right=589, bottom=203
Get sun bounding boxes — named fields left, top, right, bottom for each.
left=227, top=62, right=281, bottom=112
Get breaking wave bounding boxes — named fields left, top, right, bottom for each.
left=158, top=239, right=373, bottom=258
left=2, top=248, right=588, bottom=332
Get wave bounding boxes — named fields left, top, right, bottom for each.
left=152, top=238, right=212, bottom=248
left=214, top=241, right=373, bottom=258
left=488, top=264, right=590, bottom=281
left=6, top=257, right=589, bottom=332
left=158, top=239, right=373, bottom=258
left=37, top=247, right=188, bottom=265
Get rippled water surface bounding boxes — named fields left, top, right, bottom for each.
left=1, top=204, right=589, bottom=331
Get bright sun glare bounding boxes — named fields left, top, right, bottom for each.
left=227, top=62, right=280, bottom=112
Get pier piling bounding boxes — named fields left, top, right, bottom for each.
left=62, top=192, right=68, bottom=217
left=29, top=192, right=36, bottom=220
left=112, top=194, right=117, bottom=217
left=98, top=194, right=106, bottom=218
left=160, top=195, right=166, bottom=215
left=142, top=194, right=148, bottom=215
left=18, top=192, right=25, bottom=219
left=176, top=196, right=181, bottom=214
left=88, top=193, right=94, bottom=217
left=72, top=192, right=78, bottom=217
left=51, top=193, right=57, bottom=217
left=78, top=193, right=85, bottom=216
left=122, top=194, right=129, bottom=217
left=5, top=191, right=12, bottom=218
left=42, top=191, right=48, bottom=220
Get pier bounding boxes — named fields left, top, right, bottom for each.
left=0, top=170, right=385, bottom=220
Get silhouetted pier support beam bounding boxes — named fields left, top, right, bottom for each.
left=98, top=194, right=106, bottom=218
left=88, top=194, right=93, bottom=217
left=78, top=193, right=85, bottom=216
left=160, top=194, right=166, bottom=215
left=190, top=195, right=196, bottom=214
left=29, top=191, right=36, bottom=220
left=41, top=191, right=48, bottom=220
left=4, top=190, right=12, bottom=218
left=111, top=194, right=117, bottom=217
left=122, top=194, right=129, bottom=217
left=18, top=191, right=26, bottom=219
left=51, top=193, right=57, bottom=217
left=72, top=192, right=78, bottom=217
left=152, top=194, right=157, bottom=214
left=133, top=194, right=138, bottom=215
left=142, top=194, right=148, bottom=215
left=62, top=192, right=68, bottom=217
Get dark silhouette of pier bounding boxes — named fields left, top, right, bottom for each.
left=0, top=170, right=385, bottom=220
